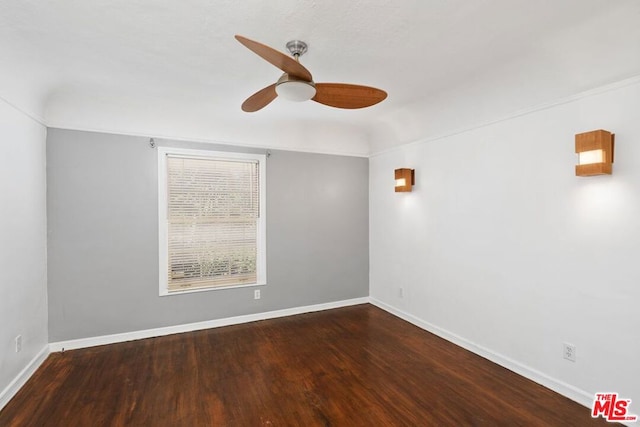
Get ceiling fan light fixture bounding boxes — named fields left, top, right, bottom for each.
left=275, top=80, right=317, bottom=102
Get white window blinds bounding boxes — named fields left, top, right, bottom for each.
left=165, top=154, right=260, bottom=292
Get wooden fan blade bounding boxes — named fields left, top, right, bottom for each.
left=312, top=83, right=387, bottom=109
left=235, top=35, right=313, bottom=82
left=241, top=84, right=278, bottom=112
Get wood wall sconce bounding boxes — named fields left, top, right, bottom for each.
left=395, top=168, right=415, bottom=192
left=575, top=129, right=614, bottom=176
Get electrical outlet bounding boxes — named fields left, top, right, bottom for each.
left=254, top=289, right=261, bottom=300
left=15, top=335, right=22, bottom=353
left=398, top=287, right=404, bottom=298
left=563, top=342, right=576, bottom=362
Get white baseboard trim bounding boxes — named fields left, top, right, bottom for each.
left=369, top=297, right=594, bottom=410
left=49, top=297, right=370, bottom=353
left=0, top=345, right=50, bottom=411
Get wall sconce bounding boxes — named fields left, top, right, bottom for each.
left=575, top=129, right=614, bottom=176
left=395, top=168, right=415, bottom=192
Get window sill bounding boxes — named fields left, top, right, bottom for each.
left=159, top=281, right=266, bottom=297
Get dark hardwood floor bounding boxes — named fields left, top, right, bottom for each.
left=0, top=304, right=614, bottom=426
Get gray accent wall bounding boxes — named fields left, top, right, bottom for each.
left=47, top=129, right=368, bottom=342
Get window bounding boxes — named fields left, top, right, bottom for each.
left=158, top=147, right=266, bottom=295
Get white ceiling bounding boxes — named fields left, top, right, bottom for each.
left=2, top=0, right=640, bottom=155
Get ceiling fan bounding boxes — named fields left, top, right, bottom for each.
left=235, top=35, right=387, bottom=112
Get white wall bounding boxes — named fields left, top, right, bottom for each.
left=0, top=98, right=48, bottom=407
left=370, top=78, right=640, bottom=408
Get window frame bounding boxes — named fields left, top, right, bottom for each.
left=158, top=147, right=267, bottom=296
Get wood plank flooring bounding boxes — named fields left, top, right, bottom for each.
left=0, top=304, right=615, bottom=426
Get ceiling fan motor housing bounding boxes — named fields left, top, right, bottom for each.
left=275, top=73, right=316, bottom=102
